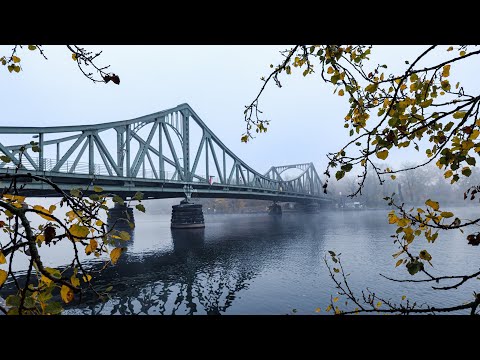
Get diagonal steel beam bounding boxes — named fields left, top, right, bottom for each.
left=207, top=137, right=224, bottom=184
left=131, top=122, right=158, bottom=177
left=161, top=122, right=183, bottom=181
left=190, top=135, right=205, bottom=178
left=69, top=139, right=88, bottom=173
left=145, top=150, right=158, bottom=179
left=93, top=134, right=122, bottom=176
left=52, top=133, right=87, bottom=172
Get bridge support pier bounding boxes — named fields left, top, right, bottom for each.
left=268, top=202, right=282, bottom=216
left=171, top=199, right=205, bottom=229
left=108, top=203, right=135, bottom=229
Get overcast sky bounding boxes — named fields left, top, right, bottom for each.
left=1, top=45, right=477, bottom=178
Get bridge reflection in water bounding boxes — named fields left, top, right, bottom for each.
left=69, top=214, right=262, bottom=315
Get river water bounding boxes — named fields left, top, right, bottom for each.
left=5, top=207, right=480, bottom=314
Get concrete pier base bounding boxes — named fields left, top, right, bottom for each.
left=108, top=203, right=134, bottom=229
left=171, top=199, right=205, bottom=229
left=268, top=202, right=282, bottom=216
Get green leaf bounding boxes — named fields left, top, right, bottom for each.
left=376, top=150, right=389, bottom=160
left=0, top=155, right=11, bottom=163
left=5, top=295, right=20, bottom=307
left=462, top=168, right=472, bottom=177
left=45, top=302, right=63, bottom=315
left=118, top=231, right=131, bottom=241
left=341, top=164, right=352, bottom=172
left=89, top=194, right=100, bottom=201
left=135, top=204, right=145, bottom=213
left=45, top=267, right=62, bottom=279
left=466, top=157, right=476, bottom=166
left=406, top=260, right=424, bottom=275
left=70, top=188, right=81, bottom=198
left=112, top=195, right=124, bottom=206
left=133, top=191, right=144, bottom=201
left=335, top=170, right=345, bottom=180
left=93, top=185, right=103, bottom=193
left=28, top=45, right=37, bottom=51
left=441, top=211, right=454, bottom=218
left=453, top=111, right=467, bottom=119
left=31, top=145, right=40, bottom=153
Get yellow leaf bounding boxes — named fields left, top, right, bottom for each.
left=417, top=208, right=425, bottom=213
left=333, top=297, right=339, bottom=303
left=419, top=250, right=432, bottom=262
left=453, top=111, right=466, bottom=119
left=441, top=211, right=454, bottom=218
left=70, top=275, right=80, bottom=287
left=69, top=224, right=89, bottom=239
left=402, top=295, right=406, bottom=300
left=388, top=213, right=398, bottom=224
left=48, top=204, right=57, bottom=214
left=85, top=239, right=98, bottom=255
left=33, top=205, right=54, bottom=221
left=95, top=219, right=104, bottom=227
left=327, top=66, right=334, bottom=74
left=315, top=308, right=321, bottom=313
left=390, top=175, right=396, bottom=180
left=376, top=301, right=382, bottom=308
left=110, top=247, right=124, bottom=265
left=0, top=269, right=7, bottom=286
left=93, top=185, right=103, bottom=193
left=41, top=274, right=52, bottom=285
left=0, top=251, right=5, bottom=265
left=397, top=218, right=409, bottom=227
left=82, top=274, right=92, bottom=283
left=365, top=83, right=378, bottom=93
left=326, top=305, right=332, bottom=312
left=471, top=130, right=480, bottom=140
left=425, top=199, right=439, bottom=211
left=395, top=259, right=403, bottom=267
left=444, top=170, right=453, bottom=178
left=12, top=55, right=20, bottom=63
left=60, top=285, right=74, bottom=304
left=72, top=53, right=77, bottom=61
left=447, top=46, right=453, bottom=51
left=442, top=64, right=450, bottom=77
left=3, top=194, right=26, bottom=203
left=66, top=210, right=78, bottom=222
left=460, top=50, right=466, bottom=57
left=36, top=234, right=45, bottom=243
left=338, top=89, right=345, bottom=96
left=376, top=150, right=389, bottom=160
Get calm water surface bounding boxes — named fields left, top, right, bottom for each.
left=10, top=207, right=480, bottom=315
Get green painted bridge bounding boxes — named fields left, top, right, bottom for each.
left=0, top=104, right=331, bottom=204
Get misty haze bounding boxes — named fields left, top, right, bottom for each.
left=1, top=45, right=479, bottom=315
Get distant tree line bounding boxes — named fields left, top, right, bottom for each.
left=332, top=162, right=480, bottom=208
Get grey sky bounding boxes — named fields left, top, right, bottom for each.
left=1, top=45, right=477, bottom=178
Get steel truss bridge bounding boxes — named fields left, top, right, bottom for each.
left=0, top=104, right=330, bottom=204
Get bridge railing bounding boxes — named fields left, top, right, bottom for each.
left=0, top=156, right=181, bottom=181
